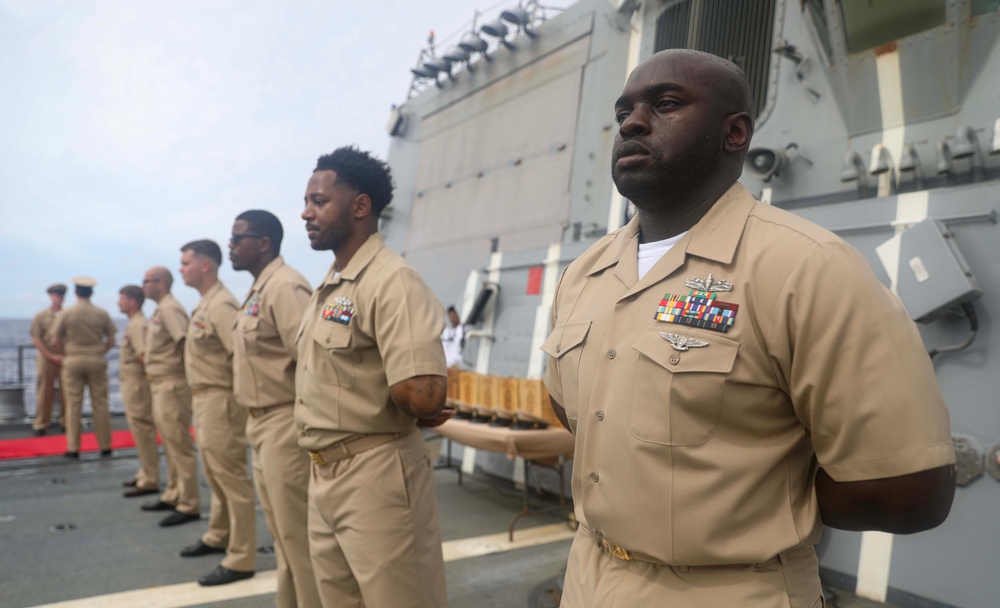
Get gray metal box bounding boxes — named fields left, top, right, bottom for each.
left=895, top=218, right=981, bottom=322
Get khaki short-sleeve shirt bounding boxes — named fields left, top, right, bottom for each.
left=52, top=301, right=116, bottom=357
left=120, top=313, right=148, bottom=376
left=294, top=233, right=447, bottom=452
left=232, top=256, right=312, bottom=408
left=542, top=183, right=955, bottom=567
left=30, top=308, right=59, bottom=346
left=145, top=293, right=188, bottom=378
left=185, top=281, right=239, bottom=390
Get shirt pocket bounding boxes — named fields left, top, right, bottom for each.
left=311, top=323, right=356, bottom=388
left=629, top=329, right=738, bottom=446
left=240, top=317, right=260, bottom=356
left=539, top=321, right=591, bottom=421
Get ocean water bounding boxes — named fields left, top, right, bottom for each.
left=0, top=317, right=128, bottom=417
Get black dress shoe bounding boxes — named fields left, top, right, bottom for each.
left=64, top=451, right=79, bottom=459
left=159, top=510, right=200, bottom=527
left=100, top=449, right=112, bottom=457
left=198, top=565, right=254, bottom=586
left=180, top=539, right=227, bottom=557
left=141, top=500, right=174, bottom=512
left=123, top=486, right=160, bottom=498
left=33, top=429, right=45, bottom=437
left=123, top=478, right=138, bottom=487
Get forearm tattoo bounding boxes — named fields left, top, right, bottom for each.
left=415, top=376, right=446, bottom=401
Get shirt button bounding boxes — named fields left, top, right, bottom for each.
left=298, top=398, right=304, bottom=404
left=607, top=349, right=616, bottom=359
left=591, top=472, right=600, bottom=483
left=596, top=410, right=605, bottom=421
left=669, top=354, right=681, bottom=365
left=556, top=344, right=561, bottom=353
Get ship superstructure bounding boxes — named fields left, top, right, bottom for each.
left=386, top=2, right=1000, bottom=606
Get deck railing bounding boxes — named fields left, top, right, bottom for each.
left=0, top=344, right=125, bottom=418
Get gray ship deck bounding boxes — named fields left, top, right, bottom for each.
left=0, top=418, right=891, bottom=608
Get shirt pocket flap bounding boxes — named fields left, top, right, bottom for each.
left=632, top=330, right=738, bottom=373
left=314, top=324, right=352, bottom=349
left=540, top=321, right=591, bottom=359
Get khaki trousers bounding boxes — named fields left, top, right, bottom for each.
left=33, top=353, right=65, bottom=431
left=246, top=404, right=319, bottom=608
left=121, top=370, right=158, bottom=490
left=150, top=376, right=199, bottom=514
left=308, top=428, right=447, bottom=608
left=560, top=527, right=824, bottom=608
left=193, top=389, right=255, bottom=572
left=61, top=355, right=110, bottom=453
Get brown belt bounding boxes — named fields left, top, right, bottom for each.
left=308, top=433, right=400, bottom=466
left=246, top=403, right=293, bottom=418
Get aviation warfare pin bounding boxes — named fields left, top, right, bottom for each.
left=322, top=296, right=354, bottom=325
left=660, top=333, right=709, bottom=351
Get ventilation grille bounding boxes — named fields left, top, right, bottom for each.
left=654, top=0, right=776, bottom=118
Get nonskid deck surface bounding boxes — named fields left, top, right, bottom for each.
left=0, top=419, right=573, bottom=608
left=0, top=420, right=896, bottom=608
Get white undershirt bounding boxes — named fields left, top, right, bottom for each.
left=637, top=232, right=687, bottom=280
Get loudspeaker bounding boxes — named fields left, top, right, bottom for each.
left=745, top=147, right=787, bottom=182
left=464, top=283, right=498, bottom=326
left=386, top=108, right=407, bottom=138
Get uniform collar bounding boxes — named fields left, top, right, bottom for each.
left=683, top=182, right=755, bottom=264
left=585, top=182, right=756, bottom=292
left=251, top=256, right=285, bottom=293
left=158, top=292, right=178, bottom=308
left=194, top=281, right=224, bottom=315
left=320, top=232, right=384, bottom=287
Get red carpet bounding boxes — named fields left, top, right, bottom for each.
left=0, top=429, right=142, bottom=460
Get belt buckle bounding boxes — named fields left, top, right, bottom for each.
left=309, top=451, right=326, bottom=466
left=602, top=539, right=634, bottom=561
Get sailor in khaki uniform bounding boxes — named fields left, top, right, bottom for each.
left=117, top=284, right=160, bottom=497
left=297, top=147, right=450, bottom=608
left=542, top=50, right=956, bottom=608
left=51, top=277, right=116, bottom=458
left=229, top=210, right=319, bottom=608
left=177, top=240, right=257, bottom=586
left=30, top=283, right=68, bottom=435
left=141, top=266, right=201, bottom=527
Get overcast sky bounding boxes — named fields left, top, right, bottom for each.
left=0, top=0, right=573, bottom=319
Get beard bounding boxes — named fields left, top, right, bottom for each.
left=612, top=164, right=665, bottom=209
left=611, top=135, right=720, bottom=211
left=309, top=222, right=351, bottom=252
left=611, top=148, right=685, bottom=210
